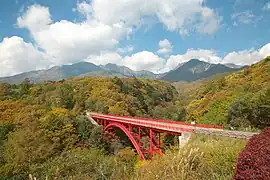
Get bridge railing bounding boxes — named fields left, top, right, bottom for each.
left=88, top=112, right=259, bottom=139
left=89, top=113, right=224, bottom=130
left=90, top=113, right=211, bottom=133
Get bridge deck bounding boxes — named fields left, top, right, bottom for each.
left=88, top=112, right=259, bottom=139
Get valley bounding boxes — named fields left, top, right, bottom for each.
left=0, top=57, right=269, bottom=179
left=1, top=1, right=270, bottom=179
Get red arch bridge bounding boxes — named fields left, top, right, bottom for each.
left=87, top=112, right=258, bottom=160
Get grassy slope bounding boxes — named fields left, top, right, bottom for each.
left=135, top=135, right=246, bottom=180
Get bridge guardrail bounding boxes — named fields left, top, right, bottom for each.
left=88, top=112, right=259, bottom=139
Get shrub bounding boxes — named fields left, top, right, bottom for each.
left=233, top=128, right=270, bottom=180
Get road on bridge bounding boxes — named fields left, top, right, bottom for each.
left=88, top=112, right=258, bottom=139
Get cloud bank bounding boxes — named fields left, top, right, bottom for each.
left=0, top=1, right=269, bottom=77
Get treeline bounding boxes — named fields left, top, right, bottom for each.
left=0, top=76, right=184, bottom=119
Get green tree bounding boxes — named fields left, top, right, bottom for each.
left=227, top=99, right=251, bottom=128
left=250, top=88, right=270, bottom=128
left=50, top=84, right=74, bottom=109
left=1, top=122, right=53, bottom=177
left=19, top=78, right=32, bottom=96
left=74, top=115, right=93, bottom=141
left=30, top=148, right=118, bottom=179
left=39, top=108, right=78, bottom=152
left=0, top=83, right=11, bottom=100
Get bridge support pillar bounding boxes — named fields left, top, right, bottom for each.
left=149, top=129, right=153, bottom=159
left=178, top=132, right=191, bottom=148
left=137, top=127, right=141, bottom=148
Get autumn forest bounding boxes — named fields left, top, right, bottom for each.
left=0, top=57, right=269, bottom=179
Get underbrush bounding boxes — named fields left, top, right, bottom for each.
left=1, top=134, right=246, bottom=179
left=134, top=134, right=246, bottom=180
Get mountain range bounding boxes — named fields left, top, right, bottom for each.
left=0, top=59, right=244, bottom=84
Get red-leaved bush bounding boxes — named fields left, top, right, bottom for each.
left=233, top=128, right=270, bottom=180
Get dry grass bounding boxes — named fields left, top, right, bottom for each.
left=134, top=134, right=246, bottom=180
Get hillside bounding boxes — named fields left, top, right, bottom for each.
left=161, top=59, right=242, bottom=82
left=0, top=76, right=187, bottom=178
left=186, top=56, right=270, bottom=129
left=0, top=77, right=182, bottom=119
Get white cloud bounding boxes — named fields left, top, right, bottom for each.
left=163, top=49, right=221, bottom=72
left=16, top=4, right=125, bottom=66
left=232, top=10, right=256, bottom=25
left=196, top=8, right=221, bottom=34
left=259, top=43, right=270, bottom=57
left=76, top=1, right=93, bottom=18
left=219, top=43, right=270, bottom=65
left=17, top=4, right=52, bottom=32
left=122, top=51, right=165, bottom=73
left=163, top=43, right=270, bottom=72
left=117, top=45, right=134, bottom=54
left=157, top=39, right=173, bottom=54
left=86, top=43, right=270, bottom=74
left=263, top=2, right=270, bottom=11
left=83, top=0, right=221, bottom=36
left=87, top=51, right=165, bottom=73
left=86, top=51, right=122, bottom=66
left=222, top=49, right=261, bottom=65
left=0, top=36, right=51, bottom=77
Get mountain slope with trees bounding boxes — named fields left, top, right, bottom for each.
left=186, top=56, right=270, bottom=129
left=0, top=77, right=185, bottom=178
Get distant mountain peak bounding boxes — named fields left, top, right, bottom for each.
left=104, top=63, right=119, bottom=68
left=101, top=63, right=156, bottom=78
left=188, top=58, right=203, bottom=63
left=161, top=59, right=243, bottom=82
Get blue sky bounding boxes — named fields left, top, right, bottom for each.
left=0, top=0, right=270, bottom=77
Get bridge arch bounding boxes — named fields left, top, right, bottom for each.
left=104, top=122, right=146, bottom=160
